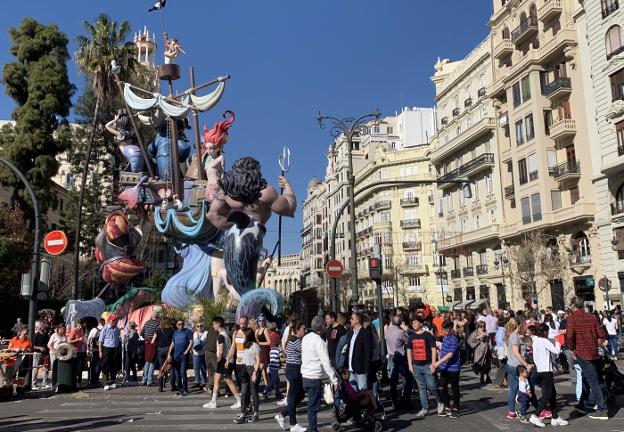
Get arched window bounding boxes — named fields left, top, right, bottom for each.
left=616, top=182, right=624, bottom=209
left=502, top=26, right=510, bottom=40
left=529, top=3, right=537, bottom=18
left=572, top=232, right=591, bottom=263
left=606, top=25, right=623, bottom=56
left=520, top=12, right=528, bottom=23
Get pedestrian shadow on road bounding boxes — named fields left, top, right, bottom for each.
left=0, top=415, right=143, bottom=432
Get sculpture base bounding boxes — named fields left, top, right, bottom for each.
left=158, top=64, right=180, bottom=81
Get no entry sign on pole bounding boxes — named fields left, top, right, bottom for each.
left=326, top=260, right=344, bottom=279
left=44, top=230, right=68, bottom=255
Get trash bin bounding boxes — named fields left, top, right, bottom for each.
left=56, top=359, right=76, bottom=392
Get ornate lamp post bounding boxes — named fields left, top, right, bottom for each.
left=493, top=239, right=510, bottom=309
left=316, top=110, right=381, bottom=309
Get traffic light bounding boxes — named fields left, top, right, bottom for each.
left=369, top=257, right=382, bottom=282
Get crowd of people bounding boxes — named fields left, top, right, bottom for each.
left=2, top=297, right=622, bottom=431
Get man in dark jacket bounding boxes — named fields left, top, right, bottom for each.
left=343, top=312, right=373, bottom=390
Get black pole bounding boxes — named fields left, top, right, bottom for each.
left=0, top=156, right=41, bottom=342
left=278, top=168, right=284, bottom=266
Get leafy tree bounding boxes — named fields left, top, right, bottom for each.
left=0, top=18, right=74, bottom=220
left=72, top=14, right=138, bottom=298
left=0, top=203, right=31, bottom=298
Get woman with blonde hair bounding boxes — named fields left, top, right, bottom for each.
left=504, top=317, right=537, bottom=420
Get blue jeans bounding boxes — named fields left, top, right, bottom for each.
left=412, top=363, right=440, bottom=411
left=302, top=378, right=322, bottom=432
left=389, top=354, right=412, bottom=407
left=282, top=364, right=305, bottom=426
left=349, top=372, right=368, bottom=391
left=609, top=335, right=618, bottom=356
left=518, top=392, right=530, bottom=416
left=577, top=357, right=606, bottom=411
left=89, top=352, right=101, bottom=385
left=173, top=355, right=188, bottom=392
left=192, top=355, right=207, bottom=384
left=507, top=364, right=538, bottom=412
left=265, top=366, right=283, bottom=397
left=142, top=362, right=155, bottom=384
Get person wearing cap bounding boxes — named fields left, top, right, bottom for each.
left=566, top=296, right=608, bottom=420
left=99, top=314, right=121, bottom=390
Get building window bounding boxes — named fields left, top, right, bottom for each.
left=490, top=208, right=497, bottom=223
left=466, top=286, right=476, bottom=300
left=603, top=0, right=620, bottom=18
left=610, top=68, right=624, bottom=101
left=475, top=214, right=481, bottom=229
left=570, top=186, right=580, bottom=204
left=502, top=26, right=510, bottom=40
left=543, top=110, right=553, bottom=135
left=373, top=125, right=380, bottom=134
left=521, top=196, right=531, bottom=224
left=525, top=114, right=535, bottom=141
left=408, top=277, right=421, bottom=290
left=387, top=126, right=393, bottom=134
left=527, top=153, right=538, bottom=181
left=606, top=25, right=623, bottom=59
left=518, top=158, right=528, bottom=185
left=512, top=82, right=522, bottom=107
left=485, top=173, right=493, bottom=194
left=515, top=120, right=525, bottom=145
left=521, top=75, right=531, bottom=102
left=531, top=193, right=542, bottom=221
left=473, top=180, right=480, bottom=201
left=617, top=121, right=624, bottom=155
left=551, top=190, right=562, bottom=210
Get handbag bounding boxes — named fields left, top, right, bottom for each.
left=323, top=383, right=334, bottom=405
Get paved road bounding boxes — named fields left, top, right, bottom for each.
left=0, top=366, right=622, bottom=431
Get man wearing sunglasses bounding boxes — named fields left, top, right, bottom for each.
left=168, top=320, right=193, bottom=396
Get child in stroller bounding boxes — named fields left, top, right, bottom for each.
left=598, top=337, right=624, bottom=400
left=332, top=368, right=384, bottom=432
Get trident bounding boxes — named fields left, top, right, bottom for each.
left=277, top=146, right=291, bottom=266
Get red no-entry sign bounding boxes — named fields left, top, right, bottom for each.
left=326, top=260, right=344, bottom=279
left=44, top=230, right=68, bottom=255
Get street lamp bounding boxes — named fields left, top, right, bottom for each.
left=494, top=239, right=510, bottom=308
left=316, top=110, right=381, bottom=310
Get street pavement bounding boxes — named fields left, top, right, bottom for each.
left=0, top=366, right=622, bottom=432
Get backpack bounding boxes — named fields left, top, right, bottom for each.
left=91, top=327, right=101, bottom=352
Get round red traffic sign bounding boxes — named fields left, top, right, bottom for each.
left=44, top=230, right=68, bottom=255
left=325, top=260, right=344, bottom=278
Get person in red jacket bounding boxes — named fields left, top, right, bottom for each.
left=566, top=296, right=608, bottom=420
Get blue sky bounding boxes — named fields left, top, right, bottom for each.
left=0, top=0, right=491, bottom=255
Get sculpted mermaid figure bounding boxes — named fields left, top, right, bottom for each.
left=208, top=157, right=296, bottom=319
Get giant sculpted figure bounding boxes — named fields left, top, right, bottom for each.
left=208, top=157, right=296, bottom=319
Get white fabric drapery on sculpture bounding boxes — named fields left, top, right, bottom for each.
left=124, top=81, right=226, bottom=124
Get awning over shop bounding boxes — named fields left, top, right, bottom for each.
left=453, top=300, right=475, bottom=310
left=437, top=306, right=451, bottom=312
left=470, top=299, right=489, bottom=309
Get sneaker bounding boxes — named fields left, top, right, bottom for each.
left=181, top=391, right=189, bottom=397
left=538, top=409, right=552, bottom=420
left=290, top=425, right=307, bottom=432
left=233, top=413, right=247, bottom=424
left=449, top=410, right=460, bottom=419
left=230, top=399, right=241, bottom=409
left=438, top=408, right=451, bottom=417
left=277, top=397, right=288, bottom=406
left=415, top=409, right=427, bottom=418
left=103, top=385, right=110, bottom=391
left=518, top=415, right=529, bottom=423
left=246, top=412, right=259, bottom=423
left=274, top=413, right=285, bottom=430
left=204, top=401, right=217, bottom=409
left=529, top=415, right=545, bottom=428
left=588, top=410, right=609, bottom=420
left=110, top=383, right=117, bottom=389
left=506, top=411, right=517, bottom=419
left=437, top=402, right=445, bottom=415
left=551, top=417, right=569, bottom=426
left=574, top=403, right=587, bottom=412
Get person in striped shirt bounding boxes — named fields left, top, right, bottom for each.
left=275, top=321, right=307, bottom=432
left=263, top=329, right=283, bottom=399
left=432, top=319, right=461, bottom=418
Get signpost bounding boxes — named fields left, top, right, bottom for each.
left=326, top=260, right=343, bottom=313
left=44, top=230, right=68, bottom=256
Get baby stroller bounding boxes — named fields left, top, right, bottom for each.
left=598, top=343, right=624, bottom=401
left=332, top=380, right=385, bottom=432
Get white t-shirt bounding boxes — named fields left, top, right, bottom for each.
left=48, top=333, right=67, bottom=351
left=518, top=377, right=530, bottom=394
left=532, top=337, right=561, bottom=373
left=604, top=318, right=618, bottom=336
left=547, top=321, right=560, bottom=340
left=242, top=343, right=260, bottom=367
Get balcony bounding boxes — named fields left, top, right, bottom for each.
left=612, top=201, right=624, bottom=216
left=402, top=241, right=423, bottom=251
left=542, top=77, right=571, bottom=100
left=504, top=185, right=515, bottom=199
left=373, top=220, right=392, bottom=231
left=374, top=200, right=391, bottom=210
left=493, top=39, right=513, bottom=60
left=607, top=44, right=624, bottom=60
left=451, top=269, right=461, bottom=279
left=476, top=264, right=489, bottom=275
left=400, top=197, right=419, bottom=207
left=431, top=117, right=495, bottom=163
left=552, top=160, right=581, bottom=181
left=439, top=224, right=500, bottom=250
left=478, top=87, right=487, bottom=98
left=463, top=267, right=475, bottom=277
left=511, top=16, right=538, bottom=46
left=401, top=219, right=421, bottom=229
left=603, top=1, right=619, bottom=18
left=539, top=28, right=576, bottom=65
left=539, top=0, right=563, bottom=22
left=549, top=119, right=577, bottom=141
left=402, top=264, right=426, bottom=275
left=437, top=153, right=495, bottom=188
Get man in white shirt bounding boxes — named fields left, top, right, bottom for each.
left=301, top=316, right=338, bottom=432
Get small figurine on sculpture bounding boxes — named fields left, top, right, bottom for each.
left=186, top=111, right=235, bottom=202
left=163, top=33, right=185, bottom=64
left=208, top=157, right=296, bottom=319
left=105, top=109, right=146, bottom=173
left=147, top=118, right=192, bottom=181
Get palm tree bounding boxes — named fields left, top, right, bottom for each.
left=72, top=14, right=137, bottom=299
